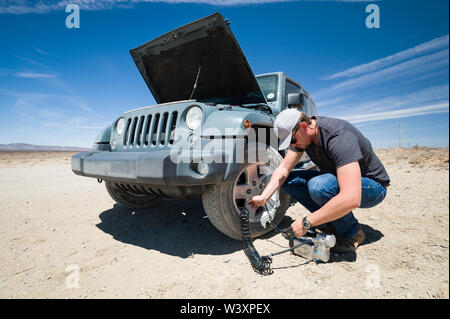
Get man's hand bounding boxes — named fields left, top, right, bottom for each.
left=248, top=195, right=267, bottom=209
left=291, top=219, right=307, bottom=238
left=248, top=149, right=302, bottom=210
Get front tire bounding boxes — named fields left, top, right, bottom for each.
left=202, top=146, right=290, bottom=240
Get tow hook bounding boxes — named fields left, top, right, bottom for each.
left=97, top=178, right=103, bottom=184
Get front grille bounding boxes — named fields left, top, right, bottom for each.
left=123, top=111, right=178, bottom=148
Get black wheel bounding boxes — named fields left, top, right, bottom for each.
left=105, top=182, right=161, bottom=210
left=202, top=146, right=290, bottom=240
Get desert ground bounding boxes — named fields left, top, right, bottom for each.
left=0, top=148, right=448, bottom=299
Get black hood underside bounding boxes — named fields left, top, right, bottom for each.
left=130, top=12, right=266, bottom=105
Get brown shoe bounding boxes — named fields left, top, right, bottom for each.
left=332, top=227, right=366, bottom=253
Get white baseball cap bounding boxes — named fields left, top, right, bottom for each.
left=274, top=108, right=301, bottom=150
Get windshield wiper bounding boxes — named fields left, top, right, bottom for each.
left=241, top=103, right=272, bottom=114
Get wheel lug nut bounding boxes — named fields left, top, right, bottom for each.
left=252, top=181, right=257, bottom=186
left=247, top=189, right=252, bottom=194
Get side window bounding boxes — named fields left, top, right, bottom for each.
left=285, top=80, right=303, bottom=112
left=305, top=98, right=311, bottom=116
left=310, top=100, right=317, bottom=116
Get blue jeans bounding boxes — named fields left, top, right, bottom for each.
left=281, top=169, right=387, bottom=238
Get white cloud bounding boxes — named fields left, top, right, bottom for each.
left=0, top=89, right=95, bottom=115
left=321, top=84, right=449, bottom=114
left=330, top=49, right=448, bottom=92
left=17, top=56, right=49, bottom=69
left=0, top=0, right=376, bottom=14
left=323, top=35, right=449, bottom=80
left=340, top=102, right=449, bottom=124
left=0, top=89, right=109, bottom=146
left=313, top=48, right=449, bottom=101
left=15, top=72, right=57, bottom=78
left=315, top=94, right=352, bottom=108
left=32, top=46, right=50, bottom=56
left=70, top=126, right=107, bottom=129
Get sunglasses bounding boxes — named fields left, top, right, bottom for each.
left=290, top=122, right=301, bottom=145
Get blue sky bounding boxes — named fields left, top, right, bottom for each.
left=0, top=0, right=448, bottom=148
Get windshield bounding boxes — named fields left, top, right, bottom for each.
left=256, top=75, right=278, bottom=102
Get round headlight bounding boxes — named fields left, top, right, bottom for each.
left=116, top=117, right=125, bottom=135
left=186, top=106, right=203, bottom=130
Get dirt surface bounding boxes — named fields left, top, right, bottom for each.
left=0, top=148, right=448, bottom=299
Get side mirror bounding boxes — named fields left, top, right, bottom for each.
left=288, top=93, right=306, bottom=110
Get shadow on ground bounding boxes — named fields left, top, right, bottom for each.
left=359, top=223, right=384, bottom=246
left=96, top=199, right=246, bottom=258
left=96, top=198, right=384, bottom=263
left=329, top=223, right=384, bottom=263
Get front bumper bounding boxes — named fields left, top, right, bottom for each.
left=71, top=141, right=269, bottom=186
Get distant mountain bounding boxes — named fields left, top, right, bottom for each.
left=0, top=143, right=90, bottom=151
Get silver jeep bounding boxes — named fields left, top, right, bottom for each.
left=72, top=12, right=317, bottom=240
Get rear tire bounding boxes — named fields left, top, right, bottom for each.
left=105, top=182, right=161, bottom=210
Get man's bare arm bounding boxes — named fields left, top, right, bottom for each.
left=305, top=161, right=362, bottom=227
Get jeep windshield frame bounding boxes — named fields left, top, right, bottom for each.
left=256, top=74, right=279, bottom=102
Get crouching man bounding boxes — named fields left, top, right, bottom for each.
left=248, top=109, right=390, bottom=253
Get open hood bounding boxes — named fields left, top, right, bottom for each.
left=130, top=12, right=266, bottom=105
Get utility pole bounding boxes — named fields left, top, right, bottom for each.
left=397, top=123, right=402, bottom=148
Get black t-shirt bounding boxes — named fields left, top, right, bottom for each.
left=290, top=116, right=390, bottom=186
